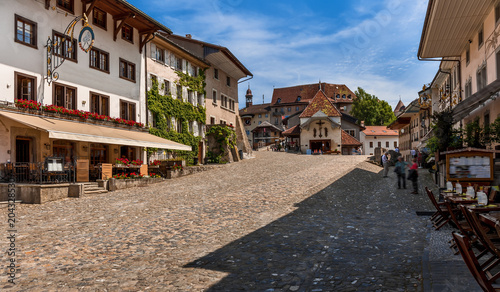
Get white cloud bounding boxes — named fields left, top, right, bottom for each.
left=139, top=0, right=436, bottom=109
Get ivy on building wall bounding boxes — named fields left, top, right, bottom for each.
left=206, top=125, right=237, bottom=163
left=147, top=72, right=206, bottom=162
left=175, top=69, right=207, bottom=95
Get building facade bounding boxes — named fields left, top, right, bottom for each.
left=0, top=0, right=190, bottom=183
left=360, top=126, right=399, bottom=156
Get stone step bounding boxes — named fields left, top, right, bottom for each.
left=83, top=189, right=108, bottom=194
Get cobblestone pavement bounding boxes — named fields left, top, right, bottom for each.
left=0, top=152, right=480, bottom=291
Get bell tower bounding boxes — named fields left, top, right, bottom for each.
left=245, top=84, right=253, bottom=108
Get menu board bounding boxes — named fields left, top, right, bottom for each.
left=446, top=151, right=494, bottom=181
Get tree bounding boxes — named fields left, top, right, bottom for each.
left=351, top=87, right=396, bottom=126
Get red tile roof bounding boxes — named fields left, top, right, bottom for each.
left=362, top=126, right=399, bottom=136
left=282, top=124, right=300, bottom=136
left=299, top=90, right=342, bottom=118
left=239, top=103, right=271, bottom=116
left=341, top=129, right=363, bottom=146
left=271, top=83, right=357, bottom=105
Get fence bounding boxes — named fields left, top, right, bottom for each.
left=0, top=162, right=74, bottom=184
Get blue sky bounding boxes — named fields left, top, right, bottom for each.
left=129, top=0, right=438, bottom=109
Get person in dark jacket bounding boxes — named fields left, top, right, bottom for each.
left=408, top=158, right=419, bottom=194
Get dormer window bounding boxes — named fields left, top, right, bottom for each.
left=277, top=98, right=281, bottom=104
left=297, top=96, right=301, bottom=101
left=348, top=94, right=351, bottom=99
left=342, top=94, right=346, bottom=99
left=336, top=94, right=340, bottom=99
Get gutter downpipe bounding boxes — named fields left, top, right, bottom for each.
left=144, top=33, right=157, bottom=127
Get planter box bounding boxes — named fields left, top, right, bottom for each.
left=108, top=177, right=165, bottom=191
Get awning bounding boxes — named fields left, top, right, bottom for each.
left=452, top=79, right=500, bottom=123
left=0, top=110, right=191, bottom=151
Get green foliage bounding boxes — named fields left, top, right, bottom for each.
left=206, top=125, right=237, bottom=163
left=464, top=120, right=484, bottom=148
left=351, top=87, right=396, bottom=126
left=147, top=77, right=205, bottom=163
left=492, top=116, right=500, bottom=143
left=175, top=69, right=207, bottom=95
left=431, top=108, right=462, bottom=151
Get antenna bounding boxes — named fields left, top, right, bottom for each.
left=262, top=94, right=264, bottom=104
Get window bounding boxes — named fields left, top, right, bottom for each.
left=53, top=83, right=77, bottom=109
left=120, top=100, right=136, bottom=121
left=477, top=65, right=487, bottom=91
left=478, top=27, right=484, bottom=49
left=378, top=142, right=381, bottom=148
left=92, top=7, right=107, bottom=30
left=275, top=118, right=278, bottom=125
left=89, top=47, right=109, bottom=72
left=154, top=46, right=165, bottom=63
left=496, top=50, right=500, bottom=80
left=121, top=24, right=133, bottom=43
left=197, top=93, right=203, bottom=106
left=496, top=3, right=500, bottom=25
left=53, top=31, right=77, bottom=62
left=277, top=98, right=281, bottom=104
left=90, top=93, right=109, bottom=116
left=189, top=121, right=193, bottom=134
left=265, top=114, right=268, bottom=117
left=176, top=85, right=182, bottom=100
left=296, top=106, right=300, bottom=111
left=15, top=15, right=37, bottom=48
left=214, top=68, right=219, bottom=79
left=386, top=141, right=390, bottom=147
left=90, top=143, right=107, bottom=165
left=212, top=90, right=217, bottom=104
left=15, top=72, right=36, bottom=101
left=370, top=142, right=373, bottom=148
left=258, top=121, right=262, bottom=125
left=342, top=94, right=346, bottom=99
left=56, top=0, right=74, bottom=14
left=150, top=75, right=157, bottom=89
left=226, top=76, right=231, bottom=87
left=188, top=90, right=194, bottom=104
left=164, top=80, right=171, bottom=95
left=258, top=114, right=262, bottom=118
left=175, top=56, right=183, bottom=71
left=394, top=141, right=398, bottom=148
left=210, top=116, right=215, bottom=124
left=346, top=130, right=355, bottom=137
left=466, top=48, right=470, bottom=65
left=119, top=58, right=136, bottom=82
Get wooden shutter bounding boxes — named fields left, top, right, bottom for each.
left=76, top=159, right=89, bottom=182
left=150, top=43, right=156, bottom=60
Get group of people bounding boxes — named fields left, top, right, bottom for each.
left=382, top=152, right=419, bottom=194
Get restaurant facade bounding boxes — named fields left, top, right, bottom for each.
left=0, top=0, right=191, bottom=188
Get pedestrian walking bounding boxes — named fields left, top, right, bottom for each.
left=382, top=152, right=389, bottom=177
left=394, top=156, right=407, bottom=189
left=408, top=158, right=419, bottom=194
left=410, top=148, right=416, bottom=158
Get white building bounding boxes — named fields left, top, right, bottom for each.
left=360, top=126, right=399, bottom=155
left=0, top=0, right=189, bottom=182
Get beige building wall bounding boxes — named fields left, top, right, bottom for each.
left=205, top=67, right=239, bottom=126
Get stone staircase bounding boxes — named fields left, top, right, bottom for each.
left=82, top=182, right=108, bottom=195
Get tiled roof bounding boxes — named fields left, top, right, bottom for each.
left=362, top=126, right=399, bottom=136
left=271, top=83, right=357, bottom=105
left=239, top=104, right=271, bottom=116
left=341, top=130, right=363, bottom=146
left=299, top=90, right=342, bottom=118
left=282, top=124, right=300, bottom=136
left=394, top=100, right=405, bottom=113
left=251, top=121, right=283, bottom=132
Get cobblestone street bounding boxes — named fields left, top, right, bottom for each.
left=0, top=152, right=479, bottom=291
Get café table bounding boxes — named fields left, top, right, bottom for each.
left=466, top=204, right=500, bottom=213
left=479, top=212, right=500, bottom=227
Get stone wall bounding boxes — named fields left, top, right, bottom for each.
left=0, top=183, right=69, bottom=204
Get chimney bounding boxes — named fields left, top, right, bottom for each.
left=186, top=34, right=192, bottom=39
left=360, top=120, right=365, bottom=127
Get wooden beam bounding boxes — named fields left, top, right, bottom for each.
left=139, top=32, right=153, bottom=53
left=83, top=0, right=99, bottom=19
left=113, top=14, right=132, bottom=41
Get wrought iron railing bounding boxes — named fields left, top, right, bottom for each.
left=0, top=162, right=74, bottom=184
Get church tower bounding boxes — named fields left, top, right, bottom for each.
left=245, top=85, right=253, bottom=108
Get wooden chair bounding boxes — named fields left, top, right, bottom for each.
left=446, top=201, right=473, bottom=254
left=425, top=187, right=450, bottom=230
left=453, top=232, right=500, bottom=291
left=463, top=206, right=500, bottom=272
left=490, top=190, right=499, bottom=204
